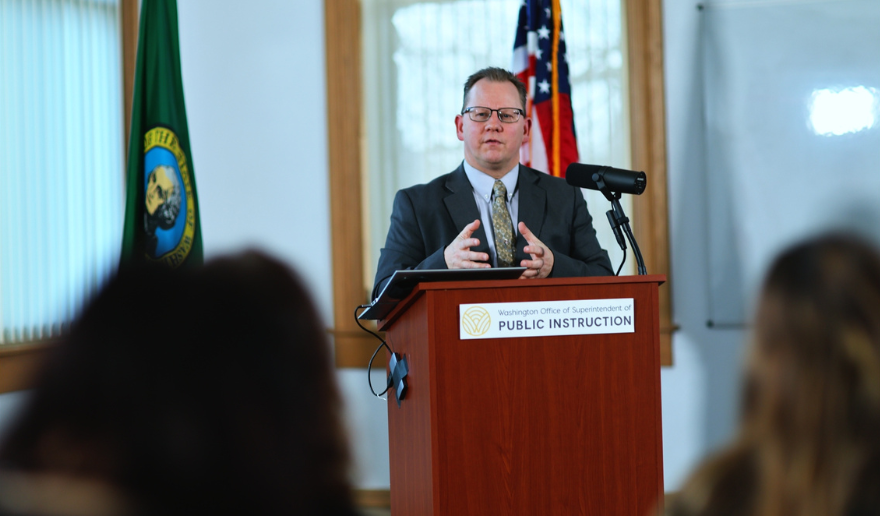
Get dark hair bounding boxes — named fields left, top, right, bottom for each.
left=462, top=67, right=527, bottom=112
left=667, top=233, right=880, bottom=516
left=0, top=252, right=356, bottom=516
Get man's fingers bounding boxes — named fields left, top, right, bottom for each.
left=455, top=251, right=489, bottom=267
left=456, top=257, right=491, bottom=269
left=518, top=221, right=533, bottom=240
left=517, top=221, right=554, bottom=279
left=519, top=223, right=542, bottom=255
left=520, top=259, right=544, bottom=270
left=524, top=245, right=544, bottom=257
left=459, top=219, right=481, bottom=240
left=458, top=238, right=480, bottom=250
left=467, top=251, right=489, bottom=262
left=446, top=220, right=487, bottom=270
left=519, top=268, right=539, bottom=279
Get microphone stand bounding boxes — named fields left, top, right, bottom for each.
left=593, top=174, right=647, bottom=275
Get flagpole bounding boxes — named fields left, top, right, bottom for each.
left=551, top=0, right=562, bottom=177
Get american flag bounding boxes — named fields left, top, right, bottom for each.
left=512, top=0, right=579, bottom=178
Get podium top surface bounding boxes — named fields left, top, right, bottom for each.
left=377, top=274, right=666, bottom=330
left=359, top=267, right=527, bottom=321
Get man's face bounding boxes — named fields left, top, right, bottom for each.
left=456, top=79, right=531, bottom=178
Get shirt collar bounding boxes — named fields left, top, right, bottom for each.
left=462, top=161, right=519, bottom=202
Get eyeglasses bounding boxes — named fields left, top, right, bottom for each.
left=461, top=106, right=525, bottom=123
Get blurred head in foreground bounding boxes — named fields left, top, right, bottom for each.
left=667, top=233, right=880, bottom=516
left=0, top=252, right=355, bottom=516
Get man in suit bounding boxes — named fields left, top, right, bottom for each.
left=373, top=67, right=612, bottom=299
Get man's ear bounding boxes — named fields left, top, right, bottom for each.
left=521, top=116, right=532, bottom=144
left=455, top=114, right=465, bottom=141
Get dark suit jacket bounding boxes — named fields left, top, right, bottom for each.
left=372, top=164, right=613, bottom=299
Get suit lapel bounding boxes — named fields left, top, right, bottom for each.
left=443, top=165, right=491, bottom=257
left=515, top=166, right=545, bottom=263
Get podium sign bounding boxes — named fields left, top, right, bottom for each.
left=459, top=298, right=635, bottom=339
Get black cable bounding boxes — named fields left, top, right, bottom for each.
left=621, top=222, right=647, bottom=275
left=354, top=305, right=394, bottom=398
left=616, top=247, right=627, bottom=276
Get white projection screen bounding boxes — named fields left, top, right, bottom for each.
left=701, top=0, right=880, bottom=327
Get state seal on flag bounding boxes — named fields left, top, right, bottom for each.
left=143, top=126, right=196, bottom=267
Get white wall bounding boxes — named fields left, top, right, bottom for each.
left=176, top=0, right=390, bottom=489
left=660, top=0, right=880, bottom=490
left=176, top=0, right=333, bottom=319
left=659, top=0, right=747, bottom=491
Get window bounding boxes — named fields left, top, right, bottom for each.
left=0, top=0, right=124, bottom=344
left=361, top=0, right=634, bottom=284
left=326, top=0, right=671, bottom=368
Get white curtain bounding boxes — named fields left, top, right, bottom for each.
left=0, top=0, right=123, bottom=344
left=361, top=0, right=633, bottom=285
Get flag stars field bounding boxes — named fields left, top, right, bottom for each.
left=512, top=0, right=579, bottom=177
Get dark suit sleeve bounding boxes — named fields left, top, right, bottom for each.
left=547, top=187, right=614, bottom=278
left=372, top=189, right=448, bottom=299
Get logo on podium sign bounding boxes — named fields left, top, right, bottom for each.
left=461, top=306, right=491, bottom=337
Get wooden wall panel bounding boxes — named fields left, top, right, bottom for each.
left=325, top=0, right=379, bottom=368
left=0, top=344, right=53, bottom=395
left=627, top=0, right=676, bottom=365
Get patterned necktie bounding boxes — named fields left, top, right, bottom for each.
left=492, top=180, right=515, bottom=268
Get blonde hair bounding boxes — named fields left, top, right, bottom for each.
left=669, top=233, right=880, bottom=516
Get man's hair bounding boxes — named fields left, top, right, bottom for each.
left=462, top=67, right=527, bottom=112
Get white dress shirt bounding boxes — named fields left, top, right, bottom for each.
left=462, top=161, right=519, bottom=267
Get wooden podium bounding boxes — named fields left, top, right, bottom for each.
left=377, top=275, right=665, bottom=516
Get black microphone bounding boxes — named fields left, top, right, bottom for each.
left=565, top=164, right=647, bottom=195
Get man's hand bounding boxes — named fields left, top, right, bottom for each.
left=445, top=220, right=491, bottom=269
left=518, top=221, right=554, bottom=279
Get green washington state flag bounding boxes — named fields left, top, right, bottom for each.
left=121, top=0, right=202, bottom=268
